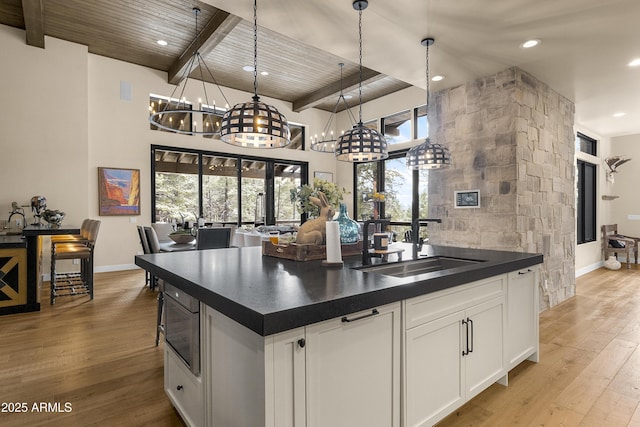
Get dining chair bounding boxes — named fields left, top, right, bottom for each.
left=137, top=225, right=152, bottom=287
left=151, top=222, right=174, bottom=243
left=143, top=226, right=165, bottom=346
left=196, top=227, right=232, bottom=250
left=602, top=224, right=639, bottom=269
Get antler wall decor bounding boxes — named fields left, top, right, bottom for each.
left=604, top=155, right=632, bottom=184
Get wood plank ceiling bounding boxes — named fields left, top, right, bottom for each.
left=0, top=0, right=411, bottom=113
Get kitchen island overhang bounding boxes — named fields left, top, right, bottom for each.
left=135, top=244, right=543, bottom=336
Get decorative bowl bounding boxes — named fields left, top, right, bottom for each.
left=169, top=232, right=195, bottom=244
left=41, top=209, right=65, bottom=227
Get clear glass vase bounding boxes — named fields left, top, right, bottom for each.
left=336, top=202, right=359, bottom=244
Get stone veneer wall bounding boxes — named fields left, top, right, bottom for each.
left=427, top=67, right=575, bottom=310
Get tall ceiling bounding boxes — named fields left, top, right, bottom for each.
left=2, top=0, right=640, bottom=138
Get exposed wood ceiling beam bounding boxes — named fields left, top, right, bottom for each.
left=168, top=10, right=242, bottom=85
left=21, top=0, right=44, bottom=48
left=292, top=68, right=383, bottom=112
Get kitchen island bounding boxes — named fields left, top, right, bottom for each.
left=135, top=244, right=543, bottom=427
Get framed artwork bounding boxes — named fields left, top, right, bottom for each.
left=314, top=171, right=333, bottom=182
left=454, top=190, right=480, bottom=208
left=98, top=167, right=141, bottom=216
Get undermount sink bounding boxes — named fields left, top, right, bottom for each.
left=356, top=256, right=481, bottom=278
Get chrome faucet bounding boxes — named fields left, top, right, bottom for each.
left=362, top=219, right=391, bottom=265
left=411, top=218, right=441, bottom=259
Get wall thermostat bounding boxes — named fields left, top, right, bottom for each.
left=454, top=190, right=480, bottom=208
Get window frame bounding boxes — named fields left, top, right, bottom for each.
left=151, top=145, right=308, bottom=226
left=576, top=158, right=597, bottom=244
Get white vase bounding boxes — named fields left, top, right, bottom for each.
left=604, top=256, right=621, bottom=270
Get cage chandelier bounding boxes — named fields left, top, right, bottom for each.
left=219, top=0, right=291, bottom=148
left=311, top=63, right=358, bottom=153
left=148, top=7, right=230, bottom=136
left=406, top=37, right=452, bottom=169
left=335, top=0, right=388, bottom=163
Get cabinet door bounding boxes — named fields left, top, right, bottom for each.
left=507, top=268, right=539, bottom=370
left=165, top=347, right=204, bottom=427
left=464, top=297, right=505, bottom=400
left=306, top=302, right=401, bottom=427
left=270, top=328, right=307, bottom=427
left=404, top=310, right=465, bottom=427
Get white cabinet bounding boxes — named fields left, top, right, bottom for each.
left=403, top=276, right=506, bottom=427
left=183, top=269, right=539, bottom=427
left=306, top=303, right=401, bottom=427
left=270, top=327, right=307, bottom=427
left=506, top=267, right=539, bottom=370
left=164, top=346, right=204, bottom=427
left=201, top=301, right=400, bottom=427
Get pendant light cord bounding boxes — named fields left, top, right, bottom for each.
left=358, top=7, right=363, bottom=124
left=253, top=0, right=259, bottom=101
left=425, top=42, right=430, bottom=113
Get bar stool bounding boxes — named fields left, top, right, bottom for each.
left=50, top=219, right=101, bottom=304
left=50, top=218, right=91, bottom=246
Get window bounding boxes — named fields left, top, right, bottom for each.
left=152, top=146, right=308, bottom=227
left=288, top=122, right=306, bottom=150
left=274, top=163, right=302, bottom=225
left=576, top=132, right=597, bottom=156
left=240, top=160, right=266, bottom=225
left=154, top=149, right=199, bottom=223
left=203, top=155, right=238, bottom=223
left=415, top=105, right=428, bottom=140
left=576, top=159, right=596, bottom=244
left=382, top=110, right=412, bottom=145
left=354, top=151, right=429, bottom=241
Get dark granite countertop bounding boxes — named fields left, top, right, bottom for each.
left=135, top=244, right=542, bottom=336
left=0, top=235, right=27, bottom=248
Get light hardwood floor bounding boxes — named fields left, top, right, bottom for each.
left=0, top=270, right=184, bottom=427
left=1, top=266, right=639, bottom=426
left=438, top=264, right=640, bottom=427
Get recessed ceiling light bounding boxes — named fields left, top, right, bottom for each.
left=260, top=71, right=269, bottom=76
left=242, top=65, right=254, bottom=72
left=628, top=58, right=640, bottom=67
left=344, top=94, right=353, bottom=100
left=431, top=75, right=444, bottom=82
left=157, top=40, right=168, bottom=46
left=521, top=39, right=541, bottom=49
left=613, top=112, right=626, bottom=118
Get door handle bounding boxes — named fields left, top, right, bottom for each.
left=462, top=319, right=469, bottom=356
left=341, top=308, right=379, bottom=323
left=468, top=318, right=474, bottom=354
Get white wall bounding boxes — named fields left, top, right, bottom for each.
left=610, top=133, right=640, bottom=236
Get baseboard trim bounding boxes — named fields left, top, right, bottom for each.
left=576, top=261, right=603, bottom=277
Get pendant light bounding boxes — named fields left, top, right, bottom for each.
left=335, top=0, right=388, bottom=163
left=219, top=0, right=291, bottom=148
left=406, top=38, right=452, bottom=169
left=310, top=63, right=357, bottom=152
left=148, top=7, right=230, bottom=136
